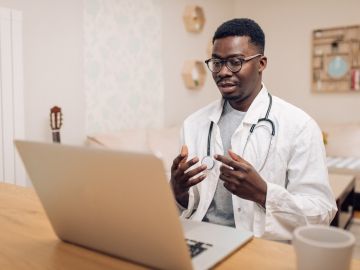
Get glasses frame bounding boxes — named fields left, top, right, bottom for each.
left=205, top=53, right=262, bottom=73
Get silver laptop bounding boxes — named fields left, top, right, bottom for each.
left=15, top=140, right=253, bottom=270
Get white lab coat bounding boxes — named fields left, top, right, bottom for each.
left=179, top=85, right=337, bottom=241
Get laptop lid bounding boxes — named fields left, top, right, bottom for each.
left=15, top=140, right=193, bottom=270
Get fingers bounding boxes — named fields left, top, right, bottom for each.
left=223, top=181, right=237, bottom=192
left=171, top=154, right=186, bottom=171
left=178, top=145, right=189, bottom=167
left=173, top=156, right=198, bottom=179
left=180, top=145, right=188, bottom=157
left=219, top=170, right=240, bottom=186
left=178, top=157, right=200, bottom=172
left=185, top=174, right=207, bottom=188
left=214, top=154, right=241, bottom=170
left=171, top=145, right=188, bottom=171
left=170, top=145, right=207, bottom=198
left=173, top=155, right=205, bottom=179
left=184, top=162, right=206, bottom=176
left=173, top=163, right=207, bottom=192
left=228, top=149, right=242, bottom=161
left=214, top=153, right=251, bottom=173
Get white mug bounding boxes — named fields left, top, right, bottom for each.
left=293, top=225, right=355, bottom=270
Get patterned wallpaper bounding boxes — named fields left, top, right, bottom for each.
left=84, top=0, right=164, bottom=134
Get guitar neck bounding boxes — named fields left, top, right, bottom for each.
left=52, top=130, right=61, bottom=143
left=50, top=106, right=62, bottom=144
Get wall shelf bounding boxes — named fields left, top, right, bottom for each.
left=182, top=5, right=205, bottom=33
left=181, top=60, right=206, bottom=90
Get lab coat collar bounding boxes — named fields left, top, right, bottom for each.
left=208, top=99, right=226, bottom=124
left=208, top=84, right=270, bottom=125
left=242, top=84, right=269, bottom=124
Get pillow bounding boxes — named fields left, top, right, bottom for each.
left=147, top=126, right=181, bottom=177
left=86, top=129, right=149, bottom=152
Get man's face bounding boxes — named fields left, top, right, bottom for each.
left=211, top=36, right=266, bottom=107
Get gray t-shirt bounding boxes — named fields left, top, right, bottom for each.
left=202, top=102, right=246, bottom=227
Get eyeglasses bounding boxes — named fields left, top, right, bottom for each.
left=205, top=54, right=262, bottom=73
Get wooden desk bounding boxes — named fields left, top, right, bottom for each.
left=1, top=183, right=359, bottom=270
left=328, top=163, right=360, bottom=210
left=329, top=173, right=356, bottom=229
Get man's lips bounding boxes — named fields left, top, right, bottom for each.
left=218, top=82, right=236, bottom=87
left=217, top=81, right=239, bottom=88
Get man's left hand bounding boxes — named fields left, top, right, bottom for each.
left=214, top=150, right=267, bottom=208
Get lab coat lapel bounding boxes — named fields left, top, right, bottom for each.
left=230, top=86, right=270, bottom=231
left=192, top=100, right=225, bottom=221
left=238, top=85, right=271, bottom=166
left=242, top=85, right=270, bottom=126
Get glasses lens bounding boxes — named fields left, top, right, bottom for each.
left=226, top=58, right=243, bottom=72
left=207, top=59, right=222, bottom=72
left=206, top=58, right=244, bottom=73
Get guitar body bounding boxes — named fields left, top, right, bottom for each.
left=50, top=106, right=62, bottom=143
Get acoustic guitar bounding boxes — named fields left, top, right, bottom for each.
left=50, top=106, right=63, bottom=143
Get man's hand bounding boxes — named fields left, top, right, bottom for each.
left=170, top=145, right=207, bottom=208
left=214, top=150, right=267, bottom=208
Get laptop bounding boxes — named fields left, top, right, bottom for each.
left=15, top=140, right=253, bottom=270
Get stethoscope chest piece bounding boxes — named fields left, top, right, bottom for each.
left=201, top=155, right=215, bottom=170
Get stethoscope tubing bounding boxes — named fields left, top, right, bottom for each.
left=202, top=93, right=275, bottom=170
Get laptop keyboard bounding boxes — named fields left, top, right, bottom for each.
left=186, top=239, right=213, bottom=258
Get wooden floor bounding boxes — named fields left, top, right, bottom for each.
left=355, top=211, right=360, bottom=219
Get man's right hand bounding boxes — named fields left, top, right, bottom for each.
left=170, top=145, right=207, bottom=208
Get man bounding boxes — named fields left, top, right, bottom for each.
left=170, top=18, right=337, bottom=241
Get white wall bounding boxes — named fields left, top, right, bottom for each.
left=162, top=0, right=235, bottom=126
left=0, top=0, right=85, bottom=144
left=1, top=0, right=358, bottom=148
left=84, top=0, right=164, bottom=133
left=0, top=0, right=236, bottom=145
left=234, top=0, right=360, bottom=125
left=0, top=8, right=26, bottom=186
left=83, top=0, right=236, bottom=131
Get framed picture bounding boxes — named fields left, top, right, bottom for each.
left=312, top=25, right=360, bottom=93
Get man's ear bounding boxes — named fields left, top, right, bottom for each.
left=258, top=56, right=267, bottom=72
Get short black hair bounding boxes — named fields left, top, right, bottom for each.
left=212, top=18, right=265, bottom=54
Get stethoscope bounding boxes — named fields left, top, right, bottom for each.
left=201, top=93, right=275, bottom=171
